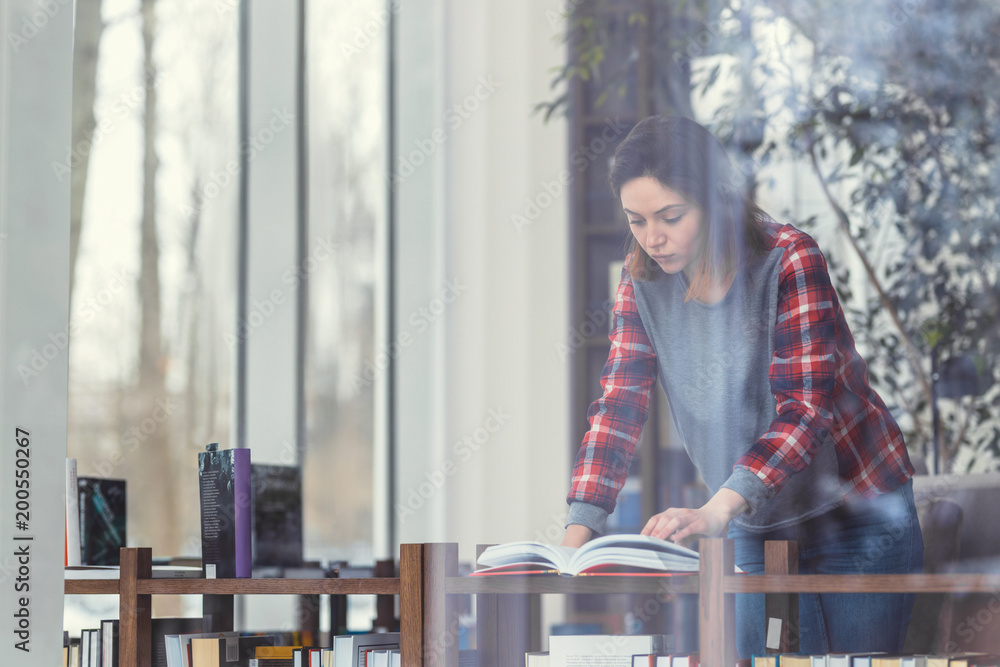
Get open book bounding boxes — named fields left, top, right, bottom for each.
left=474, top=534, right=712, bottom=576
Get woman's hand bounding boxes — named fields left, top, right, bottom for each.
left=641, top=488, right=749, bottom=545
left=561, top=524, right=594, bottom=548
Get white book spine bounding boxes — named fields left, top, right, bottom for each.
left=66, top=458, right=81, bottom=566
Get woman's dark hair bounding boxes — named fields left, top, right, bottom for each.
left=609, top=115, right=769, bottom=300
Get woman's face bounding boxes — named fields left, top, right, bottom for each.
left=620, top=176, right=704, bottom=276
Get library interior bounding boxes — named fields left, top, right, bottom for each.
left=2, top=0, right=1000, bottom=665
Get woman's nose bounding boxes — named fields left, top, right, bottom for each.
left=648, top=223, right=668, bottom=246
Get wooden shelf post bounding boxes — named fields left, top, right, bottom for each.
left=422, top=544, right=459, bottom=667
left=400, top=543, right=426, bottom=667
left=699, top=537, right=737, bottom=666
left=119, top=547, right=153, bottom=667
left=764, top=540, right=799, bottom=654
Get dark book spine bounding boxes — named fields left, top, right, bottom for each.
left=233, top=448, right=252, bottom=578
left=199, top=448, right=252, bottom=578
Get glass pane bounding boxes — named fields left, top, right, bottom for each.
left=303, top=0, right=387, bottom=567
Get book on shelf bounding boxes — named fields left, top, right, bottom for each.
left=199, top=443, right=252, bottom=578
left=82, top=627, right=101, bottom=667
left=254, top=646, right=300, bottom=658
left=69, top=641, right=81, bottom=667
left=166, top=632, right=239, bottom=667
left=65, top=564, right=204, bottom=579
left=290, top=647, right=321, bottom=667
left=526, top=651, right=550, bottom=666
left=332, top=632, right=400, bottom=667
left=250, top=464, right=304, bottom=567
left=247, top=659, right=293, bottom=667
left=152, top=618, right=203, bottom=667
left=101, top=619, right=120, bottom=667
left=475, top=534, right=732, bottom=576
left=66, top=458, right=82, bottom=566
left=821, top=655, right=886, bottom=667
left=548, top=634, right=671, bottom=667
left=78, top=476, right=127, bottom=566
left=190, top=635, right=276, bottom=667
left=364, top=648, right=400, bottom=667
left=751, top=655, right=999, bottom=667
left=66, top=636, right=81, bottom=667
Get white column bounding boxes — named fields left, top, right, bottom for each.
left=0, top=1, right=73, bottom=664
left=242, top=0, right=301, bottom=465
left=393, top=0, right=571, bottom=549
left=393, top=0, right=450, bottom=543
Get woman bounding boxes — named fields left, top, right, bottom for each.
left=562, top=115, right=923, bottom=658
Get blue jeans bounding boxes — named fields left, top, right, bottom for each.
left=727, top=480, right=924, bottom=658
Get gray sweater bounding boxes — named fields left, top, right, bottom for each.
left=568, top=242, right=844, bottom=534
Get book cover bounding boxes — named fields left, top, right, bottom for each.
left=198, top=444, right=252, bottom=578
left=78, top=477, right=126, bottom=566
left=250, top=464, right=303, bottom=567
left=191, top=637, right=221, bottom=667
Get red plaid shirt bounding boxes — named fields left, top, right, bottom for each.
left=568, top=221, right=914, bottom=515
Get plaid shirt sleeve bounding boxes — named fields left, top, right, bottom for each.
left=731, top=233, right=840, bottom=499
left=567, top=265, right=658, bottom=515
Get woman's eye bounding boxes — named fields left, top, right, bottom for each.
left=664, top=216, right=682, bottom=224
left=628, top=219, right=644, bottom=226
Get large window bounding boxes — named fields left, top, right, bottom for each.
left=66, top=0, right=239, bottom=627
left=302, top=0, right=387, bottom=567
left=65, top=0, right=387, bottom=633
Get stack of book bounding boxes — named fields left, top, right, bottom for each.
left=750, top=654, right=1000, bottom=666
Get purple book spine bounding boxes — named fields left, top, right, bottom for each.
left=233, top=448, right=252, bottom=578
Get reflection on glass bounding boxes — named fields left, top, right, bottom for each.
left=67, top=0, right=237, bottom=626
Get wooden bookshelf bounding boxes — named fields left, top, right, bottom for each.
left=425, top=538, right=1000, bottom=667
left=67, top=540, right=1000, bottom=666
left=64, top=545, right=423, bottom=667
